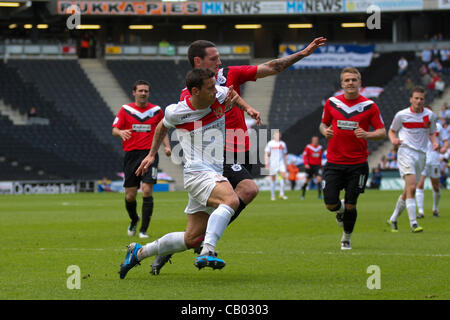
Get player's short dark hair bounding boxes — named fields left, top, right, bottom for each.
left=186, top=68, right=215, bottom=94
left=187, top=40, right=216, bottom=67
left=410, top=85, right=426, bottom=97
left=132, top=80, right=150, bottom=91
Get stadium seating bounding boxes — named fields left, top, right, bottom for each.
left=0, top=61, right=122, bottom=181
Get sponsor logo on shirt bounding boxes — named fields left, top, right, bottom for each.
left=337, top=120, right=358, bottom=130
left=132, top=124, right=151, bottom=132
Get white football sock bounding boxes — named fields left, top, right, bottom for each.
left=201, top=204, right=234, bottom=256
left=270, top=180, right=276, bottom=197
left=405, top=198, right=417, bottom=227
left=279, top=179, right=285, bottom=196
left=390, top=195, right=405, bottom=222
left=337, top=199, right=345, bottom=214
left=139, top=231, right=187, bottom=260
left=432, top=189, right=440, bottom=212
left=415, top=189, right=425, bottom=214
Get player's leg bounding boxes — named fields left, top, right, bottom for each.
left=138, top=183, right=154, bottom=238
left=138, top=153, right=159, bottom=238
left=403, top=173, right=423, bottom=232
left=124, top=187, right=140, bottom=236
left=322, top=163, right=346, bottom=226
left=279, top=171, right=287, bottom=199
left=120, top=213, right=207, bottom=279
left=415, top=172, right=426, bottom=218
left=201, top=180, right=239, bottom=255
left=301, top=175, right=310, bottom=200
left=340, top=162, right=369, bottom=250
left=430, top=165, right=441, bottom=217
left=223, top=159, right=258, bottom=224
left=316, top=172, right=323, bottom=199
left=269, top=174, right=276, bottom=200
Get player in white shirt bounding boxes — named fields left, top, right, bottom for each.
left=265, top=131, right=288, bottom=200
left=387, top=87, right=438, bottom=233
left=415, top=120, right=448, bottom=218
left=118, top=69, right=261, bottom=278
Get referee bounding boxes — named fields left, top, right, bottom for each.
left=112, top=80, right=171, bottom=238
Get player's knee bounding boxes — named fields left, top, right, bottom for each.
left=125, top=192, right=136, bottom=202
left=221, top=191, right=240, bottom=212
left=236, top=180, right=258, bottom=203
left=325, top=203, right=340, bottom=211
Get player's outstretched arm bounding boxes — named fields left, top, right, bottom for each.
left=135, top=121, right=169, bottom=176
left=230, top=89, right=262, bottom=125
left=256, top=37, right=327, bottom=79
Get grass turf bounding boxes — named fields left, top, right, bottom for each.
left=0, top=189, right=449, bottom=300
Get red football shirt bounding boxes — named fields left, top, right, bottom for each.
left=180, top=65, right=258, bottom=152
left=112, top=102, right=163, bottom=152
left=321, top=94, right=385, bottom=165
left=303, top=144, right=324, bottom=166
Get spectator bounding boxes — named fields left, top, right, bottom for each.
left=287, top=161, right=299, bottom=190
left=419, top=63, right=428, bottom=77
left=431, top=45, right=442, bottom=62
left=369, top=167, right=382, bottom=189
left=379, top=155, right=389, bottom=170
left=427, top=71, right=441, bottom=90
left=440, top=46, right=450, bottom=70
left=421, top=46, right=432, bottom=63
left=435, top=75, right=445, bottom=98
left=428, top=58, right=443, bottom=73
left=398, top=56, right=408, bottom=75
left=404, top=77, right=415, bottom=92
left=27, top=106, right=37, bottom=118
left=386, top=148, right=398, bottom=169
left=421, top=71, right=432, bottom=87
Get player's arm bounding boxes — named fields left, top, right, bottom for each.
left=429, top=132, right=439, bottom=151
left=230, top=89, right=262, bottom=125
left=255, top=37, right=327, bottom=79
left=388, top=129, right=402, bottom=147
left=162, top=132, right=171, bottom=157
left=302, top=149, right=310, bottom=169
left=354, top=127, right=386, bottom=140
left=136, top=121, right=168, bottom=176
left=112, top=127, right=132, bottom=141
left=264, top=151, right=270, bottom=169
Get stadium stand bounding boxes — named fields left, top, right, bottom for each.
left=0, top=61, right=122, bottom=180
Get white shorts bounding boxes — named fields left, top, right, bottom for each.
left=421, top=164, right=441, bottom=179
left=183, top=171, right=228, bottom=215
left=397, top=147, right=426, bottom=181
left=269, top=162, right=286, bottom=176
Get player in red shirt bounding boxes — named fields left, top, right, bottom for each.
left=150, top=37, right=326, bottom=275
left=301, top=136, right=324, bottom=200
left=112, top=80, right=171, bottom=239
left=320, top=68, right=386, bottom=250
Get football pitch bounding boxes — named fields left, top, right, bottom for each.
left=1, top=189, right=449, bottom=300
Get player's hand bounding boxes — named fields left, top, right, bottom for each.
left=440, top=146, right=447, bottom=154
left=323, top=127, right=334, bottom=139
left=224, top=85, right=237, bottom=111
left=164, top=146, right=172, bottom=157
left=391, top=138, right=402, bottom=147
left=246, top=107, right=262, bottom=126
left=300, top=37, right=327, bottom=57
left=354, top=126, right=368, bottom=139
left=432, top=142, right=440, bottom=151
left=135, top=155, right=155, bottom=176
left=120, top=129, right=132, bottom=141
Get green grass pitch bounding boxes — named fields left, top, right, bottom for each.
left=0, top=189, right=449, bottom=300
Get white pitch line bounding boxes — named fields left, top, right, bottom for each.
left=21, top=248, right=450, bottom=258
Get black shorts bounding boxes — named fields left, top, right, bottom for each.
left=123, top=150, right=159, bottom=188
left=223, top=150, right=254, bottom=189
left=306, top=165, right=322, bottom=179
left=322, top=161, right=369, bottom=206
